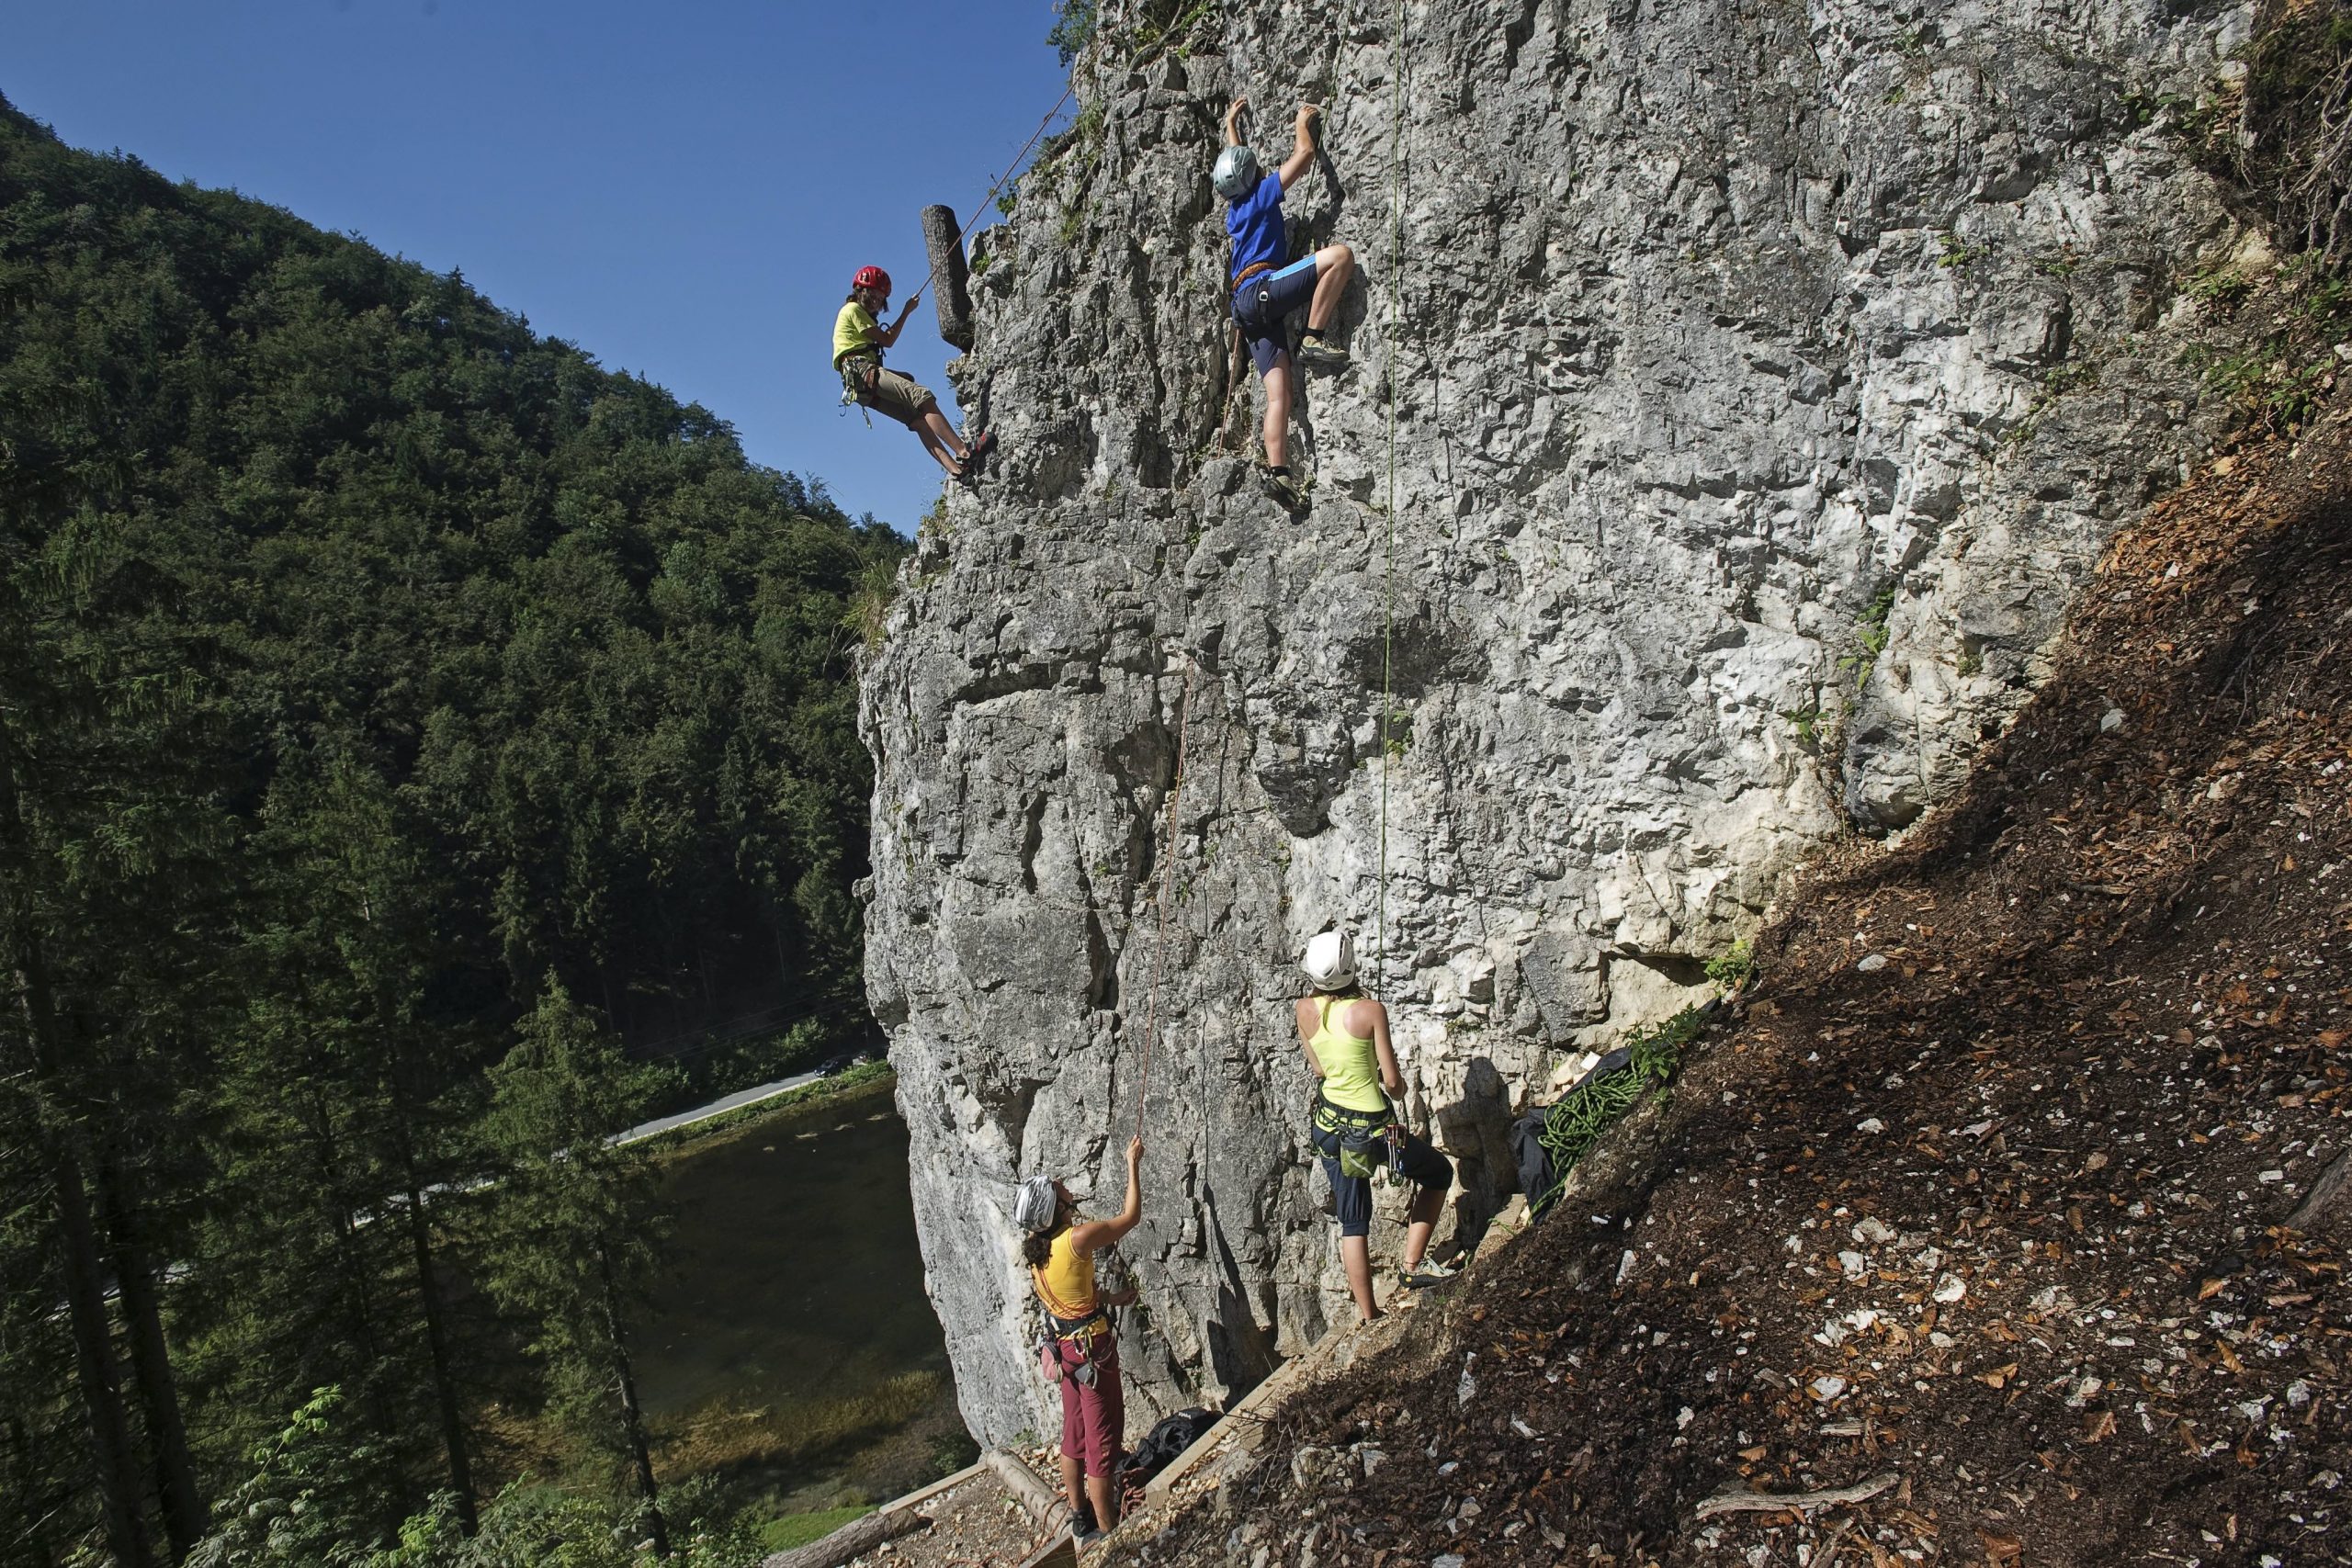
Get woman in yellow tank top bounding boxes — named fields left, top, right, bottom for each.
left=1295, top=930, right=1458, bottom=1324
left=1014, top=1135, right=1145, bottom=1543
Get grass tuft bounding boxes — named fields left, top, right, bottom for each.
left=757, top=1504, right=877, bottom=1552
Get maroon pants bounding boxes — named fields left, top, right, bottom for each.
left=1056, top=1333, right=1124, bottom=1478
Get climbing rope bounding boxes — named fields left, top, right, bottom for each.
left=1133, top=658, right=1196, bottom=1140
left=1375, top=0, right=1408, bottom=998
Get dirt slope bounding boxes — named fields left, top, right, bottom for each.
left=1123, top=408, right=2352, bottom=1566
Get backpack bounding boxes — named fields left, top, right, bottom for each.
left=1118, top=1407, right=1218, bottom=1487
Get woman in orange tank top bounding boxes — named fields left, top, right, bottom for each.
left=1016, top=1135, right=1145, bottom=1542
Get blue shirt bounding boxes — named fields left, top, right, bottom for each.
left=1224, top=172, right=1287, bottom=284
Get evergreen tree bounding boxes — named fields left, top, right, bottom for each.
left=479, top=983, right=671, bottom=1557
left=0, top=85, right=904, bottom=1557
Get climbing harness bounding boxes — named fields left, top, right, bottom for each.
left=1228, top=259, right=1279, bottom=338
left=837, top=350, right=880, bottom=424
left=1035, top=1269, right=1111, bottom=1339
left=1310, top=1093, right=1397, bottom=1180
left=1033, top=1223, right=1114, bottom=1385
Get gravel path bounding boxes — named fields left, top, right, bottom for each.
left=832, top=1472, right=1056, bottom=1568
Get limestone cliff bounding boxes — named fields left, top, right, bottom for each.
left=859, top=0, right=2255, bottom=1445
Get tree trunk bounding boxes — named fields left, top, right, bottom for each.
left=397, top=1130, right=477, bottom=1534
left=921, top=205, right=975, bottom=352
left=310, top=1087, right=405, bottom=1541
left=0, top=720, right=155, bottom=1568
left=27, top=1063, right=152, bottom=1568
left=97, top=1153, right=208, bottom=1559
left=595, top=1243, right=668, bottom=1558
left=760, top=1505, right=930, bottom=1568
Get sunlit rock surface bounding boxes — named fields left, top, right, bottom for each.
left=861, top=0, right=2252, bottom=1443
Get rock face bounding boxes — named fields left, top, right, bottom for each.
left=861, top=0, right=2254, bottom=1444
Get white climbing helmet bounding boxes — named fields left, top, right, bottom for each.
left=1213, top=144, right=1261, bottom=201
left=1301, top=930, right=1357, bottom=992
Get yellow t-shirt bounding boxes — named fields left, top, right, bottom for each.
left=1307, top=996, right=1387, bottom=1113
left=1034, top=1225, right=1098, bottom=1322
left=832, top=300, right=882, bottom=367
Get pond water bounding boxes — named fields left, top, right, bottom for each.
left=634, top=1076, right=965, bottom=1505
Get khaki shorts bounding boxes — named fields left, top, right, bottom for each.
left=842, top=357, right=938, bottom=429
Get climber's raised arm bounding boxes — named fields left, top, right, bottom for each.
left=1069, top=1135, right=1145, bottom=1251
left=1224, top=95, right=1248, bottom=146
left=1277, top=102, right=1320, bottom=191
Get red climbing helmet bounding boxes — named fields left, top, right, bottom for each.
left=852, top=265, right=891, bottom=296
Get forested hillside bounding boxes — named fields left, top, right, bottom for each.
left=0, top=91, right=899, bottom=1564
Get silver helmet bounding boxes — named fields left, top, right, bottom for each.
left=1213, top=144, right=1261, bottom=201
left=1014, top=1176, right=1059, bottom=1233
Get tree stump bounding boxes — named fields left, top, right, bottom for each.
left=922, top=205, right=975, bottom=352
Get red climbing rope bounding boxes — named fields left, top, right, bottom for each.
left=1133, top=658, right=1196, bottom=1140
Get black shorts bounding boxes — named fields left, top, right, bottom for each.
left=1314, top=1128, right=1451, bottom=1238
left=1232, top=254, right=1321, bottom=377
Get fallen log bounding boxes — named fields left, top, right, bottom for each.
left=1694, top=1472, right=1899, bottom=1519
left=983, top=1448, right=1073, bottom=1533
left=759, top=1505, right=930, bottom=1568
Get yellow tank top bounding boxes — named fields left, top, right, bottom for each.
left=1033, top=1225, right=1097, bottom=1322
left=1307, top=996, right=1387, bottom=1113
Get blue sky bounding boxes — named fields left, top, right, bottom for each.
left=4, top=0, right=1076, bottom=533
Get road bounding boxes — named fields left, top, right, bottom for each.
left=613, top=1068, right=831, bottom=1146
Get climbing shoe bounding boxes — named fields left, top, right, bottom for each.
left=1256, top=463, right=1304, bottom=509
left=1293, top=334, right=1349, bottom=373
left=1399, top=1253, right=1461, bottom=1290
left=966, top=430, right=998, bottom=471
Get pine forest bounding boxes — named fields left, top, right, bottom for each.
left=0, top=92, right=900, bottom=1565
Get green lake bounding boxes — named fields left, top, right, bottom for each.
left=635, top=1076, right=967, bottom=1506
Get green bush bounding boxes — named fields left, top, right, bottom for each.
left=1047, top=0, right=1097, bottom=65
left=1703, top=940, right=1756, bottom=993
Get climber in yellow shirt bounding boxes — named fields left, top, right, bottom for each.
left=1295, top=930, right=1457, bottom=1322
left=832, top=264, right=995, bottom=479
left=1016, top=1136, right=1145, bottom=1545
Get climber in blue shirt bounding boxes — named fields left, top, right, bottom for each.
left=1216, top=96, right=1356, bottom=509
